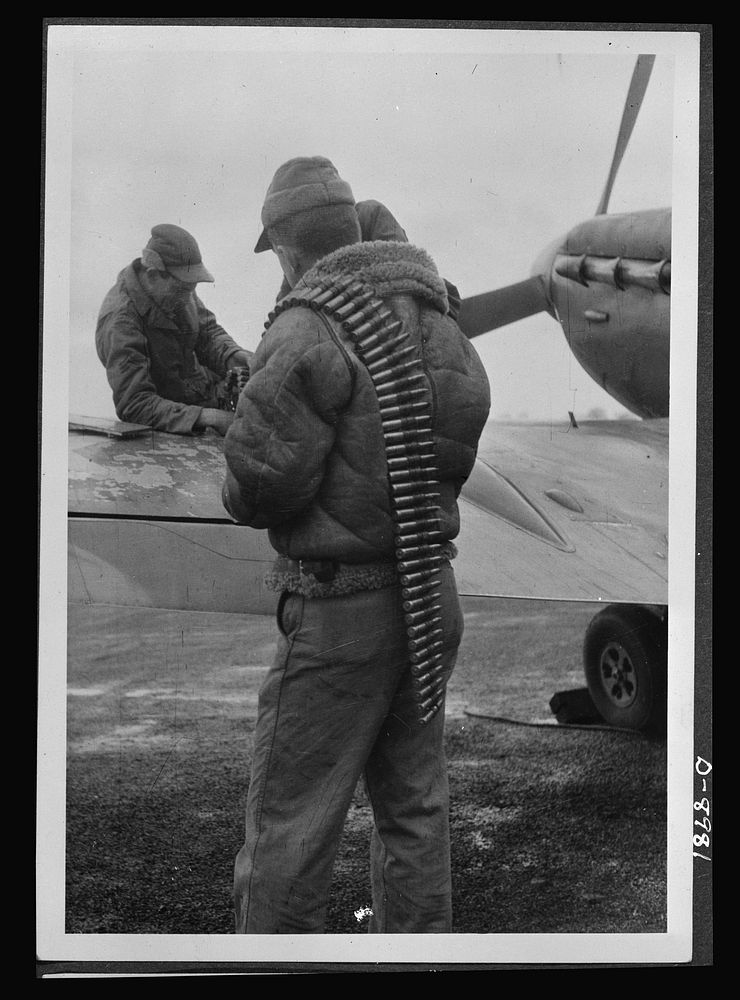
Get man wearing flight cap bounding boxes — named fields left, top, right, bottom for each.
left=96, top=224, right=253, bottom=435
left=258, top=193, right=462, bottom=319
left=223, top=156, right=490, bottom=934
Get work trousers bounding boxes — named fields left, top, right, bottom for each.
left=233, top=562, right=463, bottom=933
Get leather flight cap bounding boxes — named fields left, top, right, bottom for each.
left=254, top=156, right=355, bottom=253
left=142, top=224, right=214, bottom=283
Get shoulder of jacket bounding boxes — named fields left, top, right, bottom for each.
left=264, top=303, right=340, bottom=348
left=98, top=291, right=144, bottom=330
left=262, top=305, right=357, bottom=384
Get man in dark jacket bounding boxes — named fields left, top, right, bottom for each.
left=223, top=157, right=490, bottom=934
left=95, top=224, right=253, bottom=435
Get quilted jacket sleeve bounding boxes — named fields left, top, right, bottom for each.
left=222, top=309, right=355, bottom=528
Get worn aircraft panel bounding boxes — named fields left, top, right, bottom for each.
left=68, top=429, right=275, bottom=612
left=68, top=417, right=668, bottom=611
left=455, top=418, right=668, bottom=602
left=69, top=429, right=231, bottom=521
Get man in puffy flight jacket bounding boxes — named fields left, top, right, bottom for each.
left=223, top=157, right=490, bottom=934
left=95, top=224, right=253, bottom=435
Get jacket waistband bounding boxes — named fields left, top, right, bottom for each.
left=265, top=556, right=397, bottom=599
left=265, top=546, right=456, bottom=600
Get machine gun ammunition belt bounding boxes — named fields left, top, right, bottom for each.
left=265, top=274, right=448, bottom=725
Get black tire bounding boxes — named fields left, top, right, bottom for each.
left=583, top=604, right=667, bottom=732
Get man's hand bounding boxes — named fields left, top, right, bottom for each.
left=227, top=350, right=254, bottom=370
left=195, top=408, right=235, bottom=436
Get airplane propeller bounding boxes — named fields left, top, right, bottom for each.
left=595, top=54, right=656, bottom=217
left=457, top=54, right=657, bottom=342
left=456, top=274, right=550, bottom=339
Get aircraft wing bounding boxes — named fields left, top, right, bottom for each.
left=68, top=424, right=277, bottom=614
left=68, top=416, right=668, bottom=613
left=455, top=418, right=668, bottom=604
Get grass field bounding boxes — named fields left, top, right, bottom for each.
left=64, top=596, right=667, bottom=938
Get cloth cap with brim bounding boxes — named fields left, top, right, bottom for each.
left=143, top=223, right=214, bottom=282
left=254, top=156, right=355, bottom=253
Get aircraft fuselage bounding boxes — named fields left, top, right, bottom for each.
left=542, top=208, right=671, bottom=419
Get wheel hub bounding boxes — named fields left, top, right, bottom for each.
left=599, top=641, right=637, bottom=708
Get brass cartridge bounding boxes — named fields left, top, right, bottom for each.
left=404, top=602, right=442, bottom=622
left=333, top=289, right=376, bottom=321
left=350, top=310, right=394, bottom=342
left=398, top=554, right=444, bottom=572
left=419, top=693, right=442, bottom=714
left=407, top=616, right=443, bottom=639
left=395, top=514, right=441, bottom=530
left=382, top=415, right=432, bottom=432
left=412, top=657, right=445, bottom=682
left=396, top=542, right=442, bottom=559
left=378, top=387, right=428, bottom=407
left=372, top=366, right=424, bottom=390
left=366, top=344, right=417, bottom=373
left=417, top=678, right=445, bottom=703
left=362, top=334, right=410, bottom=363
left=380, top=402, right=430, bottom=420
left=391, top=482, right=439, bottom=500
left=395, top=529, right=443, bottom=547
left=341, top=299, right=386, bottom=330
left=420, top=702, right=443, bottom=725
left=393, top=492, right=440, bottom=508
left=401, top=569, right=443, bottom=586
left=407, top=628, right=444, bottom=650
left=409, top=640, right=444, bottom=663
left=311, top=274, right=356, bottom=305
left=356, top=317, right=403, bottom=348
left=401, top=578, right=442, bottom=600
left=384, top=439, right=435, bottom=455
left=402, top=592, right=442, bottom=612
left=387, top=452, right=436, bottom=470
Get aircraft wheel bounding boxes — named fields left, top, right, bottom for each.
left=583, top=604, right=667, bottom=733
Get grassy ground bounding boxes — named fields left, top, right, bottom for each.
left=64, top=597, right=666, bottom=936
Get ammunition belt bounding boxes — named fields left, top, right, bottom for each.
left=265, top=273, right=448, bottom=726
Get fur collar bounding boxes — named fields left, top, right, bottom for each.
left=301, top=240, right=449, bottom=314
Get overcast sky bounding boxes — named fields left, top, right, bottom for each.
left=45, top=23, right=698, bottom=423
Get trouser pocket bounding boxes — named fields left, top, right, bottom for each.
left=276, top=591, right=303, bottom=638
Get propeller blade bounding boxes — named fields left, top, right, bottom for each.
left=457, top=275, right=550, bottom=339
left=595, top=54, right=656, bottom=217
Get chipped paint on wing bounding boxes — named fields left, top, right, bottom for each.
left=69, top=430, right=230, bottom=519
left=69, top=452, right=177, bottom=492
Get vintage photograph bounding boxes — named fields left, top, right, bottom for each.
left=39, top=21, right=706, bottom=970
